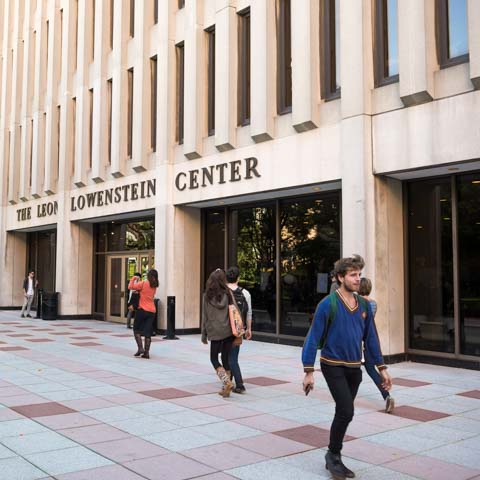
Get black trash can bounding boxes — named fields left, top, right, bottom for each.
left=41, top=292, right=59, bottom=320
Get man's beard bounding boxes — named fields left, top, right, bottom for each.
left=342, top=282, right=358, bottom=293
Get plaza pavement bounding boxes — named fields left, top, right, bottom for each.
left=0, top=310, right=479, bottom=480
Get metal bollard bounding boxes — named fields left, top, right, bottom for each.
left=35, top=289, right=43, bottom=319
left=163, top=296, right=179, bottom=340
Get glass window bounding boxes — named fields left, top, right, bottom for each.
left=457, top=174, right=480, bottom=356
left=276, top=0, right=292, bottom=114
left=374, top=0, right=398, bottom=86
left=95, top=254, right=106, bottom=313
left=280, top=194, right=340, bottom=336
left=206, top=27, right=215, bottom=136
left=320, top=0, right=340, bottom=99
left=176, top=42, right=184, bottom=144
left=408, top=179, right=454, bottom=353
left=436, top=0, right=469, bottom=67
left=237, top=8, right=250, bottom=126
left=94, top=219, right=155, bottom=252
left=27, top=230, right=57, bottom=293
left=203, top=209, right=225, bottom=285
left=229, top=205, right=277, bottom=334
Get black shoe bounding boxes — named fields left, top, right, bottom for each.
left=134, top=349, right=144, bottom=357
left=325, top=450, right=355, bottom=479
left=26, top=314, right=32, bottom=318
left=141, top=352, right=150, bottom=359
left=20, top=314, right=25, bottom=318
left=233, top=386, right=246, bottom=394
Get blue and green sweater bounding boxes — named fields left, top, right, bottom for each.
left=302, top=291, right=386, bottom=372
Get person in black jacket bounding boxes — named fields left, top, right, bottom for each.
left=21, top=270, right=38, bottom=318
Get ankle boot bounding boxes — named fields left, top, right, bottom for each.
left=216, top=367, right=233, bottom=397
left=141, top=337, right=151, bottom=359
left=134, top=334, right=144, bottom=357
left=325, top=450, right=355, bottom=479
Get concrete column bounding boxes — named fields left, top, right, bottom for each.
left=0, top=232, right=27, bottom=307
left=110, top=0, right=129, bottom=178
left=291, top=0, right=320, bottom=132
left=131, top=0, right=151, bottom=172
left=90, top=0, right=109, bottom=183
left=398, top=0, right=434, bottom=106
left=44, top=5, right=62, bottom=195
left=214, top=1, right=236, bottom=151
left=250, top=0, right=275, bottom=142
left=183, top=0, right=204, bottom=159
left=374, top=177, right=405, bottom=357
left=468, top=0, right=480, bottom=89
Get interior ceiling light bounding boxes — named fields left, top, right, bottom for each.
left=471, top=180, right=480, bottom=184
left=447, top=167, right=459, bottom=171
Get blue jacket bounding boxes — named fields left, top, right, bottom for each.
left=302, top=292, right=386, bottom=371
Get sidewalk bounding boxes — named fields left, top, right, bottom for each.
left=0, top=311, right=479, bottom=480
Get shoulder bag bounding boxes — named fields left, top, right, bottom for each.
left=228, top=289, right=246, bottom=338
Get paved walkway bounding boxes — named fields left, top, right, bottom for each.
left=0, top=311, right=479, bottom=480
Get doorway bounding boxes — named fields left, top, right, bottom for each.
left=105, top=252, right=154, bottom=323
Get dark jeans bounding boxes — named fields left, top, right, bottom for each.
left=321, top=363, right=362, bottom=454
left=210, top=336, right=234, bottom=371
left=229, top=345, right=244, bottom=387
left=364, top=363, right=389, bottom=400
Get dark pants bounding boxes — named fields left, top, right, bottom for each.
left=229, top=345, right=244, bottom=387
left=210, top=337, right=234, bottom=371
left=364, top=363, right=389, bottom=400
left=321, top=363, right=362, bottom=454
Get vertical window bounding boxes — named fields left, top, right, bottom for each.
left=178, top=0, right=185, bottom=9
left=72, top=97, right=76, bottom=173
left=59, top=9, right=63, bottom=63
left=29, top=118, right=33, bottom=187
left=88, top=88, right=93, bottom=167
left=56, top=105, right=61, bottom=176
left=320, top=0, right=340, bottom=100
left=129, top=0, right=134, bottom=37
left=92, top=0, right=96, bottom=60
left=46, top=20, right=50, bottom=68
left=176, top=43, right=184, bottom=144
left=107, top=78, right=112, bottom=163
left=436, top=0, right=469, bottom=68
left=127, top=68, right=133, bottom=157
left=276, top=0, right=292, bottom=114
left=109, top=0, right=114, bottom=49
left=150, top=56, right=157, bottom=151
left=206, top=27, right=215, bottom=136
left=153, top=0, right=158, bottom=24
left=237, top=8, right=250, bottom=126
left=74, top=0, right=79, bottom=68
left=374, top=0, right=399, bottom=86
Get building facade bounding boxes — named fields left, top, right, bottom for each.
left=0, top=0, right=479, bottom=366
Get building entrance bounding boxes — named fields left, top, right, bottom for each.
left=106, top=252, right=154, bottom=323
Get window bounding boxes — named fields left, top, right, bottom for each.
left=74, top=0, right=79, bottom=68
left=56, top=105, right=61, bottom=176
left=59, top=9, right=63, bottom=64
left=88, top=88, right=93, bottom=167
left=206, top=27, right=215, bottom=136
left=107, top=78, right=112, bottom=163
left=276, top=0, right=292, bottom=114
left=436, top=0, right=469, bottom=68
left=178, top=0, right=185, bottom=9
left=109, top=0, right=114, bottom=49
left=374, top=0, right=399, bottom=86
left=127, top=68, right=133, bottom=157
left=237, top=8, right=250, bottom=126
left=153, top=0, right=158, bottom=24
left=320, top=0, right=340, bottom=100
left=72, top=97, right=76, bottom=174
left=29, top=118, right=33, bottom=187
left=176, top=42, right=184, bottom=144
left=129, top=0, right=134, bottom=37
left=150, top=56, right=157, bottom=151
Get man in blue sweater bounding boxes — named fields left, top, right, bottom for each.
left=302, top=254, right=392, bottom=479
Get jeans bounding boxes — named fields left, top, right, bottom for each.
left=364, top=363, right=389, bottom=400
left=210, top=337, right=234, bottom=371
left=21, top=295, right=34, bottom=316
left=229, top=345, right=244, bottom=388
left=321, top=363, right=362, bottom=454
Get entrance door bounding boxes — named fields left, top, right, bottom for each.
left=106, top=253, right=154, bottom=323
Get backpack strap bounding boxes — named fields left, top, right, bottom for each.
left=318, top=291, right=338, bottom=349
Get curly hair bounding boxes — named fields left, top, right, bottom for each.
left=205, top=268, right=228, bottom=303
left=333, top=254, right=365, bottom=284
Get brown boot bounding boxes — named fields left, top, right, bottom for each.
left=134, top=333, right=144, bottom=357
left=216, top=367, right=233, bottom=397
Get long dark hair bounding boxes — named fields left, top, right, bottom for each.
left=147, top=269, right=159, bottom=288
left=205, top=268, right=228, bottom=303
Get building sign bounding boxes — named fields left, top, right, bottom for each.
left=175, top=157, right=261, bottom=191
left=70, top=179, right=156, bottom=211
left=17, top=201, right=58, bottom=221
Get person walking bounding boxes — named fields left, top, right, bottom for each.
left=302, top=255, right=392, bottom=480
left=21, top=270, right=38, bottom=318
left=201, top=269, right=235, bottom=398
left=226, top=266, right=252, bottom=394
left=126, top=272, right=142, bottom=329
left=359, top=277, right=395, bottom=414
left=128, top=269, right=159, bottom=359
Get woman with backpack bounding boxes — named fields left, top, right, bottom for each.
left=201, top=268, right=235, bottom=398
left=128, top=269, right=159, bottom=359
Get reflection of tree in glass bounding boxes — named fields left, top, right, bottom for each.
left=125, top=221, right=155, bottom=250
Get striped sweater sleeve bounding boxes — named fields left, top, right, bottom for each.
left=302, top=300, right=328, bottom=373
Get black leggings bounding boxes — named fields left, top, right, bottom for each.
left=321, top=363, right=362, bottom=454
left=210, top=336, right=234, bottom=371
